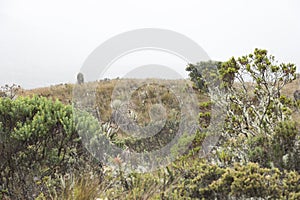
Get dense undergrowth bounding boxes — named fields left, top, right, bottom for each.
left=1, top=49, right=300, bottom=199
left=1, top=92, right=299, bottom=199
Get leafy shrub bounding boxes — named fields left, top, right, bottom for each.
left=0, top=96, right=102, bottom=199
left=170, top=159, right=300, bottom=199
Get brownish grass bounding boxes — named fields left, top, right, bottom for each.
left=21, top=79, right=208, bottom=121
left=20, top=78, right=300, bottom=125
left=21, top=83, right=73, bottom=104
left=282, top=78, right=300, bottom=98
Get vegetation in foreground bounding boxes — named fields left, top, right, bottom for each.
left=0, top=49, right=300, bottom=199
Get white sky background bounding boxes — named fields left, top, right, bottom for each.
left=0, top=0, right=299, bottom=89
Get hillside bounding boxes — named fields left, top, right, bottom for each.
left=21, top=79, right=209, bottom=120
left=1, top=77, right=299, bottom=199
left=21, top=76, right=300, bottom=101
left=17, top=78, right=300, bottom=139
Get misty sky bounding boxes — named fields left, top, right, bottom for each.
left=0, top=0, right=299, bottom=89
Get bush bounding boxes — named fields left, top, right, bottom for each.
left=0, top=96, right=101, bottom=199
left=171, top=159, right=300, bottom=199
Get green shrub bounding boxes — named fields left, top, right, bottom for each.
left=0, top=96, right=102, bottom=199
left=171, top=159, right=300, bottom=199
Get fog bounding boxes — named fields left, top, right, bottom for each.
left=0, top=0, right=299, bottom=89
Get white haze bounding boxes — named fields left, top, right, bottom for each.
left=0, top=0, right=299, bottom=89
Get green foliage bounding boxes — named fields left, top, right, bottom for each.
left=171, top=159, right=300, bottom=199
left=186, top=60, right=222, bottom=92
left=0, top=96, right=102, bottom=199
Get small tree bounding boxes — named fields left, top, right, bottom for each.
left=217, top=49, right=297, bottom=167
left=187, top=49, right=298, bottom=169
left=221, top=49, right=295, bottom=131
left=186, top=60, right=221, bottom=92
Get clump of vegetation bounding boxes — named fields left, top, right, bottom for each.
left=0, top=96, right=102, bottom=199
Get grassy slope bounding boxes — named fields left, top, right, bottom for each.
left=21, top=79, right=210, bottom=120
left=20, top=78, right=300, bottom=128
left=21, top=77, right=299, bottom=104
left=20, top=79, right=210, bottom=149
